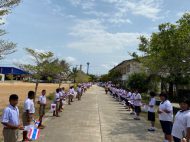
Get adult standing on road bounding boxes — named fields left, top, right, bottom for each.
left=1, top=94, right=23, bottom=142
left=22, top=91, right=35, bottom=141
left=38, top=89, right=46, bottom=129
left=158, top=92, right=173, bottom=142
left=172, top=97, right=190, bottom=142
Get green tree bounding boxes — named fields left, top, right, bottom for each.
left=19, top=48, right=54, bottom=98
left=75, top=71, right=90, bottom=83
left=89, top=74, right=98, bottom=82
left=132, top=13, right=190, bottom=96
left=70, top=67, right=78, bottom=83
left=127, top=72, right=149, bottom=93
left=0, top=0, right=20, bottom=59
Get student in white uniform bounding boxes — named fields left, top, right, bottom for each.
left=38, top=90, right=46, bottom=129
left=1, top=94, right=23, bottom=142
left=68, top=86, right=75, bottom=105
left=134, top=90, right=142, bottom=120
left=130, top=90, right=135, bottom=115
left=77, top=85, right=82, bottom=101
left=22, top=91, right=35, bottom=141
left=53, top=88, right=60, bottom=117
left=172, top=97, right=190, bottom=142
left=158, top=92, right=173, bottom=142
left=148, top=91, right=156, bottom=131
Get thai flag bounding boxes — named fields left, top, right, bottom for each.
left=33, top=119, right=40, bottom=128
left=28, top=128, right=40, bottom=140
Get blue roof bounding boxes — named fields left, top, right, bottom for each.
left=0, top=67, right=29, bottom=75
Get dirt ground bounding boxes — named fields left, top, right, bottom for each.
left=0, top=81, right=70, bottom=110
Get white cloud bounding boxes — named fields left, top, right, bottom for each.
left=67, top=19, right=148, bottom=53
left=103, top=0, right=163, bottom=20
left=68, top=0, right=95, bottom=10
left=101, top=64, right=110, bottom=69
left=108, top=18, right=132, bottom=24
left=65, top=56, right=77, bottom=63
left=176, top=11, right=190, bottom=17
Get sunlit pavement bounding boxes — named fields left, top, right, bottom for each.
left=38, top=85, right=163, bottom=142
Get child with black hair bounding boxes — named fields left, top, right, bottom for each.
left=148, top=91, right=156, bottom=131
left=1, top=94, right=23, bottom=142
left=172, top=97, right=190, bottom=142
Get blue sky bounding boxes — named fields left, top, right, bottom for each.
left=1, top=0, right=190, bottom=75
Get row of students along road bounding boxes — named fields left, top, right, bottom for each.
left=1, top=83, right=93, bottom=142
left=103, top=83, right=190, bottom=142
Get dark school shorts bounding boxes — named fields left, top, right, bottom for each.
left=148, top=111, right=155, bottom=122
left=134, top=106, right=141, bottom=113
left=160, top=120, right=173, bottom=135
left=173, top=136, right=181, bottom=142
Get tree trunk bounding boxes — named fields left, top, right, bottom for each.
left=59, top=81, right=61, bottom=88
left=169, top=82, right=174, bottom=98
left=161, top=80, right=168, bottom=93
left=34, top=81, right=39, bottom=102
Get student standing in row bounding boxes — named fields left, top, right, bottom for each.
left=134, top=90, right=142, bottom=120
left=148, top=91, right=156, bottom=131
left=68, top=86, right=75, bottom=105
left=53, top=88, right=60, bottom=117
left=1, top=94, right=23, bottom=142
left=22, top=91, right=35, bottom=141
left=38, top=90, right=46, bottom=129
left=158, top=92, right=173, bottom=142
left=172, top=98, right=190, bottom=142
left=77, top=85, right=82, bottom=101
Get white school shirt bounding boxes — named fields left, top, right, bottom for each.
left=59, top=91, right=63, bottom=99
left=172, top=110, right=190, bottom=139
left=127, top=92, right=132, bottom=98
left=130, top=93, right=135, bottom=104
left=1, top=105, right=20, bottom=127
left=148, top=97, right=156, bottom=112
left=69, top=89, right=75, bottom=96
left=134, top=93, right=142, bottom=106
left=54, top=93, right=60, bottom=102
left=77, top=87, right=82, bottom=93
left=62, top=90, right=66, bottom=97
left=38, top=95, right=46, bottom=105
left=23, top=98, right=35, bottom=114
left=159, top=100, right=173, bottom=122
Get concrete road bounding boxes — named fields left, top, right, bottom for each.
left=38, top=85, right=163, bottom=142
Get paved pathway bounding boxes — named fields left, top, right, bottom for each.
left=38, top=85, right=163, bottom=142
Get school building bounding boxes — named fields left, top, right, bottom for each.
left=109, top=59, right=145, bottom=84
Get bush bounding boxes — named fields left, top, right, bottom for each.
left=0, top=75, right=2, bottom=80
left=126, top=72, right=149, bottom=93
left=47, top=92, right=54, bottom=101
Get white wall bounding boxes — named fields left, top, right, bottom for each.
left=0, top=74, right=5, bottom=81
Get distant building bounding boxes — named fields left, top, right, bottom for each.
left=110, top=59, right=145, bottom=83
left=0, top=67, right=29, bottom=81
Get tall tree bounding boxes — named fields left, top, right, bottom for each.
left=19, top=48, right=54, bottom=98
left=132, top=13, right=190, bottom=95
left=70, top=67, right=78, bottom=83
left=0, top=0, right=20, bottom=59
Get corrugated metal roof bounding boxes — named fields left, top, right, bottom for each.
left=0, top=67, right=29, bottom=75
